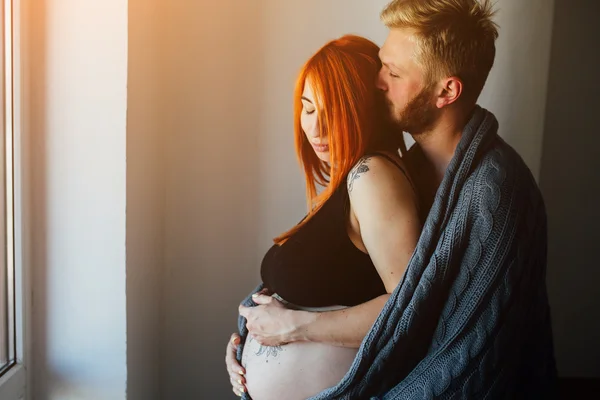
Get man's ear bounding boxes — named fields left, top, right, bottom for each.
left=435, top=76, right=463, bottom=108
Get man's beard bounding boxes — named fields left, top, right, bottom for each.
left=389, top=85, right=439, bottom=136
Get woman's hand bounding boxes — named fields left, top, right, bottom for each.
left=239, top=293, right=309, bottom=346
left=225, top=333, right=247, bottom=397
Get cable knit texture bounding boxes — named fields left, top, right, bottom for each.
left=236, top=106, right=556, bottom=399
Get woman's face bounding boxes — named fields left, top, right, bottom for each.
left=300, top=80, right=330, bottom=163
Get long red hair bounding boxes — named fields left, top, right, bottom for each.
left=274, top=35, right=405, bottom=245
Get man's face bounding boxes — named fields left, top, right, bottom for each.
left=377, top=28, right=440, bottom=136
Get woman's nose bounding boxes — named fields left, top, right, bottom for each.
left=306, top=123, right=320, bottom=138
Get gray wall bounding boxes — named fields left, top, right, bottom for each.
left=126, top=0, right=165, bottom=398
left=478, top=0, right=554, bottom=180
left=161, top=1, right=265, bottom=398
left=540, top=0, right=600, bottom=379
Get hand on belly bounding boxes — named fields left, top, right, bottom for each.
left=241, top=335, right=357, bottom=400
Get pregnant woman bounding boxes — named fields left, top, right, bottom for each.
left=226, top=34, right=422, bottom=400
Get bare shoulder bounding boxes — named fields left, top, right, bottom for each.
left=345, top=152, right=422, bottom=292
left=346, top=152, right=411, bottom=196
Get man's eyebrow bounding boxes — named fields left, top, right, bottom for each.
left=301, top=96, right=313, bottom=104
left=382, top=61, right=403, bottom=73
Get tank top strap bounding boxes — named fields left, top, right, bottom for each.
left=367, top=151, right=418, bottom=197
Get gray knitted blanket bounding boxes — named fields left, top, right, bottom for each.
left=236, top=106, right=556, bottom=399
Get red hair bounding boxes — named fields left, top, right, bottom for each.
left=274, top=34, right=405, bottom=245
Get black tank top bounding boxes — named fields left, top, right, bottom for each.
left=260, top=153, right=414, bottom=308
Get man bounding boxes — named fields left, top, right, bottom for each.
left=227, top=0, right=556, bottom=398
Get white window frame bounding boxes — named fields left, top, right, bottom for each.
left=0, top=0, right=30, bottom=398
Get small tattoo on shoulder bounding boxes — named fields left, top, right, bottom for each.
left=347, top=157, right=371, bottom=193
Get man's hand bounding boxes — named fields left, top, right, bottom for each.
left=225, top=333, right=246, bottom=397
left=239, top=293, right=311, bottom=346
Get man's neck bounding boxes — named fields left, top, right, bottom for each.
left=413, top=105, right=474, bottom=185
left=414, top=129, right=460, bottom=185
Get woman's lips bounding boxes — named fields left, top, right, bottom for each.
left=312, top=143, right=329, bottom=152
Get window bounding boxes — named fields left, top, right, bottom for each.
left=0, top=0, right=27, bottom=397
left=0, top=0, right=15, bottom=375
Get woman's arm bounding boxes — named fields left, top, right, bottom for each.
left=286, top=293, right=391, bottom=348
left=346, top=155, right=421, bottom=293
left=239, top=155, right=421, bottom=348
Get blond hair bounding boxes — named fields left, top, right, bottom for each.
left=381, top=0, right=499, bottom=102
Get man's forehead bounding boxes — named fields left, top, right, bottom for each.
left=381, top=29, right=418, bottom=65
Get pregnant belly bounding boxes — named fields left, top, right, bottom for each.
left=241, top=294, right=357, bottom=400
left=241, top=336, right=357, bottom=400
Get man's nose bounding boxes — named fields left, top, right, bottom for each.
left=376, top=69, right=387, bottom=91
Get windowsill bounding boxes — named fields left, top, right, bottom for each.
left=0, top=363, right=26, bottom=400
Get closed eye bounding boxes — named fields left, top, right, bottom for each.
left=383, top=63, right=400, bottom=78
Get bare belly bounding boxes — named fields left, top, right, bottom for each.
left=241, top=296, right=357, bottom=400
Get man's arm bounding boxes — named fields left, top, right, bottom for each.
left=241, top=292, right=390, bottom=348
left=287, top=294, right=391, bottom=348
